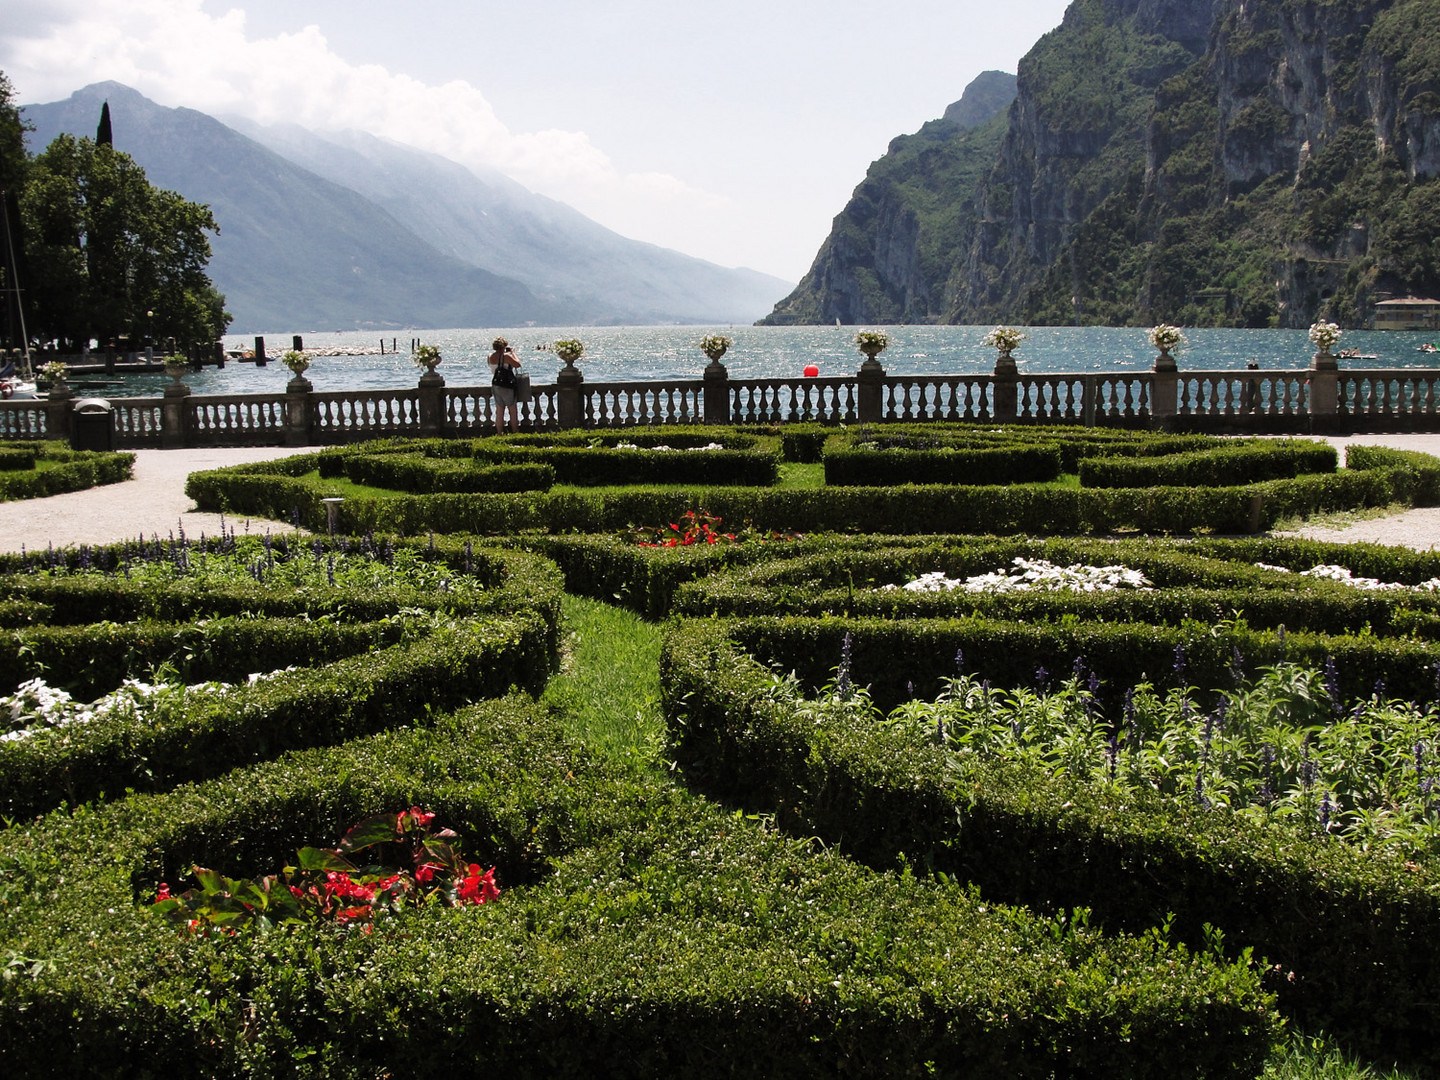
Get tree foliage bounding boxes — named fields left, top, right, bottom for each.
left=1, top=70, right=229, bottom=351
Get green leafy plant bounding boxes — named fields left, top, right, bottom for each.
left=280, top=349, right=311, bottom=377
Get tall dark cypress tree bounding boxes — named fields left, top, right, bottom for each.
left=96, top=101, right=112, bottom=147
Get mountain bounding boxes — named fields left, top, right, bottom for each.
left=764, top=0, right=1440, bottom=329
left=227, top=121, right=791, bottom=326
left=760, top=71, right=1017, bottom=325
left=22, top=83, right=792, bottom=332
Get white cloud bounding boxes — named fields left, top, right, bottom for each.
left=0, top=0, right=732, bottom=264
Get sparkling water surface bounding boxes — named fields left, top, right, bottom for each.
left=69, top=325, right=1440, bottom=398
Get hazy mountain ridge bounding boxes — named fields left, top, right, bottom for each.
left=764, top=0, right=1440, bottom=329
left=23, top=83, right=790, bottom=332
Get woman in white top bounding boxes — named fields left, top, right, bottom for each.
left=487, top=337, right=522, bottom=433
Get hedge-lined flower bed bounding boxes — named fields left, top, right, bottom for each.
left=341, top=452, right=555, bottom=493
left=658, top=618, right=1438, bottom=1067
left=669, top=535, right=1440, bottom=640
left=1076, top=440, right=1338, bottom=488
left=0, top=697, right=1277, bottom=1078
left=186, top=451, right=1438, bottom=537
left=0, top=440, right=134, bottom=500
left=0, top=538, right=564, bottom=817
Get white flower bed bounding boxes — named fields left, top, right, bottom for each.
left=1255, top=563, right=1440, bottom=592
left=883, top=557, right=1153, bottom=594
left=614, top=442, right=724, bottom=452
left=1, top=670, right=294, bottom=742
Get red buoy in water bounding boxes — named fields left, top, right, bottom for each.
left=803, top=363, right=819, bottom=377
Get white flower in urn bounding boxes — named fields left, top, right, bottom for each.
left=280, top=350, right=311, bottom=377
left=699, top=334, right=732, bottom=362
left=1147, top=324, right=1187, bottom=355
left=553, top=338, right=585, bottom=365
left=983, top=326, right=1027, bottom=356
left=853, top=330, right=889, bottom=359
left=1309, top=321, right=1342, bottom=354
left=411, top=344, right=442, bottom=374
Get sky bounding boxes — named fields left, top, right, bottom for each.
left=0, top=0, right=1073, bottom=283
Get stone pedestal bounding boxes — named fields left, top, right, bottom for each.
left=556, top=363, right=585, bottom=429
left=45, top=383, right=74, bottom=441
left=703, top=359, right=730, bottom=425
left=857, top=357, right=887, bottom=423
left=1151, top=351, right=1178, bottom=420
left=161, top=382, right=191, bottom=449
left=417, top=370, right=445, bottom=436
left=1309, top=350, right=1339, bottom=427
left=285, top=377, right=313, bottom=446
left=992, top=353, right=1018, bottom=422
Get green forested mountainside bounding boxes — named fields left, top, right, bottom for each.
left=763, top=0, right=1440, bottom=329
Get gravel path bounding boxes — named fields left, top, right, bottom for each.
left=0, top=446, right=314, bottom=552
left=0, top=435, right=1437, bottom=554
left=1270, top=434, right=1440, bottom=551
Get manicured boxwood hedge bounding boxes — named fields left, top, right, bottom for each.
left=1077, top=440, right=1337, bottom=488
left=668, top=535, right=1440, bottom=638
left=0, top=540, right=565, bottom=654
left=0, top=441, right=134, bottom=500
left=824, top=443, right=1062, bottom=486
left=342, top=452, right=555, bottom=493
left=683, top=611, right=1440, bottom=713
left=0, top=613, right=551, bottom=819
left=0, top=697, right=1277, bottom=1078
left=0, top=445, right=38, bottom=470
left=186, top=440, right=1440, bottom=537
left=658, top=619, right=1437, bottom=1068
left=472, top=443, right=779, bottom=487
left=0, top=542, right=565, bottom=816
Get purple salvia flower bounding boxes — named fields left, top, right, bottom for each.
left=1323, top=656, right=1343, bottom=717
left=955, top=647, right=965, bottom=676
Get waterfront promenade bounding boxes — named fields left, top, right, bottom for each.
left=0, top=434, right=1436, bottom=554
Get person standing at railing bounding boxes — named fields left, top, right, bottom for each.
left=488, top=338, right=523, bottom=433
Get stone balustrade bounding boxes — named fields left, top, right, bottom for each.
left=2, top=351, right=1437, bottom=450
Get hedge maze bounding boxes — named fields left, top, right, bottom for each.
left=0, top=440, right=134, bottom=501
left=4, top=424, right=1440, bottom=1076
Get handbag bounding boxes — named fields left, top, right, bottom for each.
left=492, top=361, right=517, bottom=389
left=514, top=372, right=532, bottom=403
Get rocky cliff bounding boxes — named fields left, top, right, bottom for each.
left=760, top=71, right=1015, bottom=325
left=765, top=0, right=1440, bottom=328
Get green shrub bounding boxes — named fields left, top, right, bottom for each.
left=0, top=698, right=1277, bottom=1077
left=659, top=619, right=1435, bottom=1066
left=0, top=446, right=38, bottom=470
left=472, top=444, right=779, bottom=487
left=669, top=535, right=1440, bottom=636
left=1078, top=440, right=1337, bottom=488
left=1346, top=444, right=1440, bottom=504
left=824, top=444, right=1062, bottom=486
left=0, top=614, right=551, bottom=818
left=0, top=445, right=133, bottom=500
left=344, top=452, right=555, bottom=493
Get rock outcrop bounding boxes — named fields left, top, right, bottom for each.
left=765, top=0, right=1440, bottom=329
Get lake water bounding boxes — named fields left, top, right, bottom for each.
left=69, top=325, right=1440, bottom=398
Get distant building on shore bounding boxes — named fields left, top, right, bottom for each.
left=1372, top=296, right=1440, bottom=330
